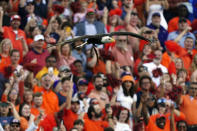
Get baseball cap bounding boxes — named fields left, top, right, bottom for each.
left=0, top=102, right=9, bottom=107
left=178, top=17, right=187, bottom=23
left=59, top=65, right=70, bottom=72
left=152, top=12, right=160, bottom=17
left=71, top=97, right=80, bottom=104
left=10, top=118, right=20, bottom=125
left=122, top=75, right=135, bottom=84
left=10, top=15, right=21, bottom=22
left=26, top=0, right=34, bottom=5
left=86, top=8, right=95, bottom=15
left=78, top=79, right=88, bottom=86
left=34, top=34, right=44, bottom=42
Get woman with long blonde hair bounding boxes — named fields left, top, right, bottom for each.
left=0, top=39, right=13, bottom=73
left=189, top=54, right=197, bottom=76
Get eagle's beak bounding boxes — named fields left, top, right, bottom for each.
left=110, top=38, right=115, bottom=43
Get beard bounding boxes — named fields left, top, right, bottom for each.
left=156, top=117, right=166, bottom=129
left=95, top=85, right=103, bottom=91
left=94, top=111, right=102, bottom=118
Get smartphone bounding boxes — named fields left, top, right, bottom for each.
left=48, top=67, right=54, bottom=75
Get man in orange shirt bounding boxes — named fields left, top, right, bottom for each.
left=62, top=97, right=81, bottom=131
left=83, top=104, right=109, bottom=131
left=0, top=12, right=28, bottom=60
left=31, top=92, right=45, bottom=117
left=179, top=82, right=197, bottom=131
left=33, top=74, right=60, bottom=115
left=146, top=98, right=185, bottom=131
left=165, top=38, right=197, bottom=71
left=31, top=92, right=57, bottom=130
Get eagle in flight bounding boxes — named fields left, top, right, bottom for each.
left=55, top=31, right=151, bottom=47
left=51, top=32, right=151, bottom=63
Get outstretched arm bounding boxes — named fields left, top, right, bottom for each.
left=0, top=6, right=4, bottom=33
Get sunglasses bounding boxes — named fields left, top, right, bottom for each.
left=11, top=124, right=20, bottom=127
left=178, top=125, right=186, bottom=128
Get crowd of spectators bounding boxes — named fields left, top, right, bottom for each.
left=0, top=0, right=197, bottom=131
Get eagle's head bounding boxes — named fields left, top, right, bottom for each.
left=101, top=36, right=115, bottom=43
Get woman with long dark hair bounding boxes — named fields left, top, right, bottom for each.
left=117, top=75, right=137, bottom=111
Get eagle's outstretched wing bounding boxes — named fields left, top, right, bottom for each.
left=53, top=31, right=151, bottom=47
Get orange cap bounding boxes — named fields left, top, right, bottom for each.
left=122, top=75, right=135, bottom=84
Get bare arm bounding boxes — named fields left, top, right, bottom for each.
left=124, top=5, right=133, bottom=25
left=8, top=102, right=20, bottom=120
left=145, top=0, right=150, bottom=13
left=65, top=81, right=73, bottom=110
left=0, top=6, right=4, bottom=33
left=110, top=87, right=119, bottom=106
left=170, top=109, right=175, bottom=131
left=174, top=27, right=191, bottom=43
left=161, top=0, right=169, bottom=9
left=87, top=48, right=98, bottom=68
left=102, top=7, right=108, bottom=26
left=19, top=37, right=29, bottom=56
left=19, top=0, right=26, bottom=8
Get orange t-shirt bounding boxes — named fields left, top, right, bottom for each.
left=146, top=113, right=185, bottom=131
left=168, top=17, right=191, bottom=33
left=0, top=55, right=11, bottom=75
left=83, top=118, right=109, bottom=131
left=3, top=26, right=27, bottom=60
left=33, top=86, right=60, bottom=115
left=165, top=40, right=197, bottom=71
left=62, top=109, right=78, bottom=131
left=180, top=95, right=197, bottom=125
left=31, top=106, right=45, bottom=117
left=88, top=58, right=106, bottom=74
left=161, top=52, right=178, bottom=69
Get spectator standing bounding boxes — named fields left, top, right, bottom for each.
left=0, top=12, right=28, bottom=60
left=23, top=34, right=50, bottom=75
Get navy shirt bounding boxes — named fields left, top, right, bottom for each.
left=57, top=92, right=67, bottom=106
left=147, top=23, right=168, bottom=52
left=0, top=116, right=14, bottom=126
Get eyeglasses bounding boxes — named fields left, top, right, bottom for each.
left=131, top=12, right=138, bottom=16
left=142, top=81, right=150, bottom=85
left=190, top=87, right=197, bottom=90
left=47, top=60, right=56, bottom=63
left=117, top=39, right=127, bottom=42
left=178, top=125, right=187, bottom=128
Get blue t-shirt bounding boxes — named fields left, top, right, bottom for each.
left=57, top=92, right=67, bottom=106
left=0, top=116, right=14, bottom=126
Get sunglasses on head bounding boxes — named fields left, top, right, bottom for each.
left=131, top=12, right=138, bottom=16
left=11, top=124, right=20, bottom=127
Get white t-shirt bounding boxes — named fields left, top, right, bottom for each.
left=117, top=86, right=137, bottom=110
left=115, top=122, right=132, bottom=131
left=143, top=62, right=168, bottom=86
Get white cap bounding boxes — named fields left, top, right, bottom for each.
left=34, top=34, right=44, bottom=42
